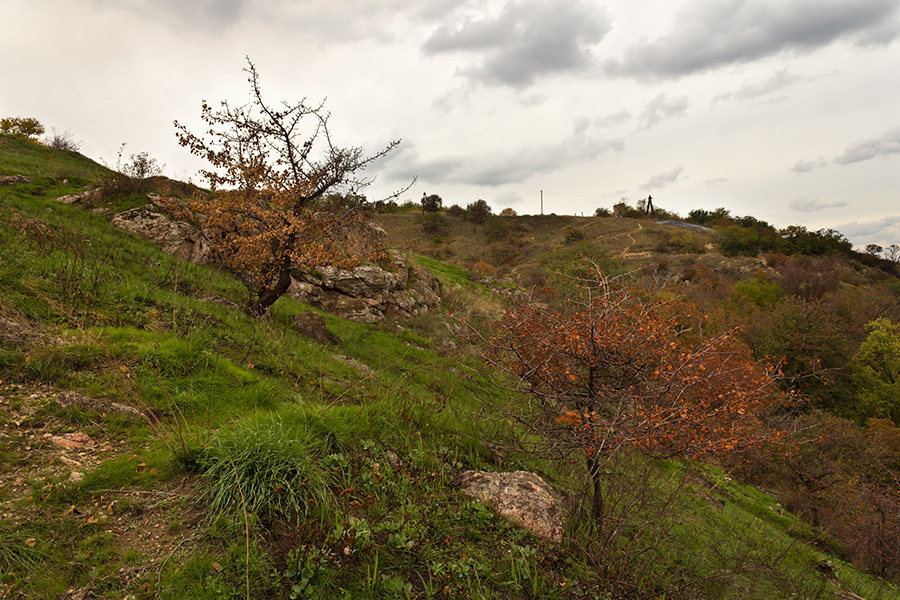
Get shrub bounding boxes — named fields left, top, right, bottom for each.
left=563, top=226, right=585, bottom=244
left=447, top=204, right=466, bottom=218
left=121, top=150, right=164, bottom=179
left=418, top=211, right=448, bottom=235
left=499, top=207, right=517, bottom=217
left=472, top=261, right=496, bottom=277
left=420, top=193, right=442, bottom=213
left=0, top=116, right=44, bottom=140
left=465, top=199, right=492, bottom=224
left=483, top=215, right=510, bottom=241
left=44, top=129, right=82, bottom=152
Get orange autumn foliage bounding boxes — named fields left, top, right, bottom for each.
left=488, top=274, right=790, bottom=506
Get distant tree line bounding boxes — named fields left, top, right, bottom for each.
left=595, top=200, right=899, bottom=267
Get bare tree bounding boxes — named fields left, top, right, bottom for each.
left=171, top=57, right=409, bottom=316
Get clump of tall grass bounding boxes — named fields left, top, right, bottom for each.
left=194, top=414, right=330, bottom=521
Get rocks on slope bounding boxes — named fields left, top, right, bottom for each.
left=105, top=198, right=440, bottom=322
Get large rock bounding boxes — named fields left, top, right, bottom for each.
left=456, top=470, right=565, bottom=543
left=292, top=311, right=337, bottom=344
left=109, top=202, right=441, bottom=323
left=56, top=188, right=103, bottom=205
left=110, top=206, right=211, bottom=264
left=288, top=250, right=441, bottom=323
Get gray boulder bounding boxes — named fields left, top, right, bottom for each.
left=456, top=470, right=565, bottom=543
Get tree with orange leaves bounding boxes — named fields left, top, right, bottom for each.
left=487, top=273, right=788, bottom=520
left=172, top=58, right=406, bottom=316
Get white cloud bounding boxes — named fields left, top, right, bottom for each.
left=835, top=216, right=900, bottom=245
left=791, top=157, right=829, bottom=173
left=637, top=94, right=689, bottom=130
left=790, top=197, right=848, bottom=212
left=833, top=126, right=900, bottom=165
left=640, top=166, right=685, bottom=191
left=713, top=69, right=803, bottom=103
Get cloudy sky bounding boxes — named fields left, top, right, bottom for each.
left=3, top=0, right=900, bottom=247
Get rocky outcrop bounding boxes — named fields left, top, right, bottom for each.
left=108, top=200, right=441, bottom=322
left=456, top=470, right=565, bottom=543
left=0, top=175, right=33, bottom=185
left=56, top=188, right=103, bottom=205
left=288, top=250, right=441, bottom=323
left=110, top=206, right=211, bottom=265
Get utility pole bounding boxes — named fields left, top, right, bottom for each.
left=540, top=190, right=543, bottom=215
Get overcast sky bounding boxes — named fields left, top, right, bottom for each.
left=3, top=0, right=900, bottom=248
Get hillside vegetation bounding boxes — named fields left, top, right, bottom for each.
left=2, top=133, right=900, bottom=599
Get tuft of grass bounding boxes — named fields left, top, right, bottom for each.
left=193, top=413, right=331, bottom=520
left=0, top=530, right=46, bottom=571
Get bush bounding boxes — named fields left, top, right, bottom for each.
left=447, top=204, right=466, bottom=218
left=471, top=261, right=496, bottom=277
left=420, top=193, right=442, bottom=213
left=499, top=207, right=517, bottom=217
left=594, top=207, right=611, bottom=217
left=483, top=215, right=510, bottom=241
left=0, top=116, right=44, bottom=140
left=44, top=129, right=82, bottom=152
left=418, top=211, right=448, bottom=235
left=563, top=226, right=585, bottom=244
left=465, top=199, right=492, bottom=223
left=122, top=150, right=164, bottom=179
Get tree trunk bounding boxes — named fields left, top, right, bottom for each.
left=587, top=453, right=605, bottom=522
left=245, top=268, right=293, bottom=317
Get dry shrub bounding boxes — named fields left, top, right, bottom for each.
left=472, top=261, right=496, bottom=278
left=727, top=410, right=900, bottom=578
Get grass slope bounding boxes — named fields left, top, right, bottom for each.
left=1, top=136, right=898, bottom=599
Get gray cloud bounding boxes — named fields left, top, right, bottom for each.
left=639, top=166, right=685, bottom=191
left=594, top=110, right=633, bottom=129
left=713, top=69, right=803, bottom=103
left=383, top=124, right=624, bottom=187
left=703, top=177, right=729, bottom=185
left=790, top=197, right=848, bottom=212
left=638, top=94, right=689, bottom=130
left=833, top=126, right=900, bottom=165
left=423, top=0, right=612, bottom=87
left=605, top=0, right=900, bottom=79
left=835, top=216, right=900, bottom=245
left=791, top=156, right=829, bottom=173
left=86, top=0, right=248, bottom=29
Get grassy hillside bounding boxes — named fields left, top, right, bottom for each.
left=2, top=135, right=899, bottom=599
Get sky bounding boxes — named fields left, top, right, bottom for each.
left=2, top=0, right=900, bottom=248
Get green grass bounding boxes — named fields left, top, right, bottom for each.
left=3, top=138, right=900, bottom=600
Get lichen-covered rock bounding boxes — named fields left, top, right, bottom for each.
left=56, top=188, right=103, bottom=205
left=456, top=470, right=565, bottom=543
left=109, top=204, right=441, bottom=323
left=293, top=311, right=337, bottom=344
left=288, top=250, right=441, bottom=323
left=110, top=207, right=210, bottom=264
left=0, top=174, right=32, bottom=185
